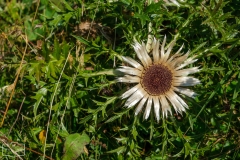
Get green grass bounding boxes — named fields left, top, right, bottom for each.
left=0, top=0, right=240, bottom=159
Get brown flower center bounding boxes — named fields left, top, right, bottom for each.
left=141, top=64, right=173, bottom=95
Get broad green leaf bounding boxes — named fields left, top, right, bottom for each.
left=62, top=133, right=90, bottom=160
left=25, top=20, right=37, bottom=41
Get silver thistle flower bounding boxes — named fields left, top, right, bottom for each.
left=117, top=36, right=200, bottom=122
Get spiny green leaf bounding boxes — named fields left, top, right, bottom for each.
left=107, top=146, right=126, bottom=154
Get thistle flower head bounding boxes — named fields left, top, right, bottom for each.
left=117, top=36, right=200, bottom=122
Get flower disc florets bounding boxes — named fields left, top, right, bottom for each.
left=141, top=64, right=173, bottom=96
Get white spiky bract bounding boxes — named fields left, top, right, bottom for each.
left=164, top=0, right=180, bottom=6
left=117, top=36, right=200, bottom=122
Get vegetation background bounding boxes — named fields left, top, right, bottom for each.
left=0, top=0, right=240, bottom=159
